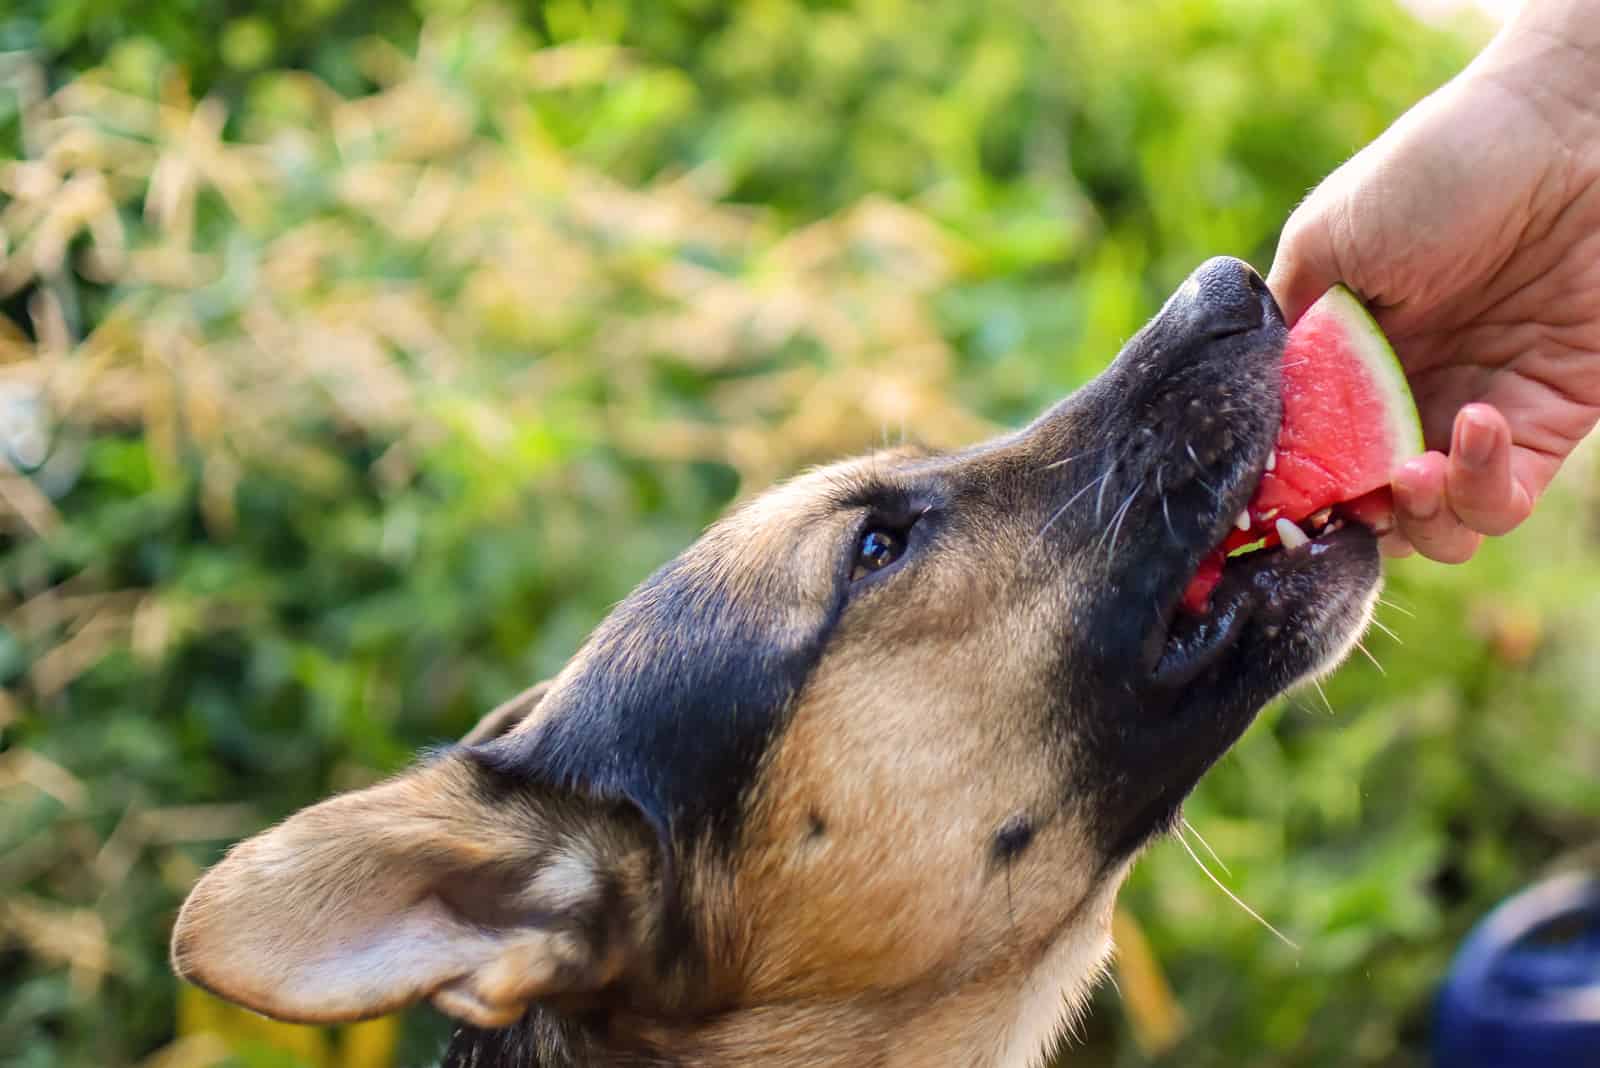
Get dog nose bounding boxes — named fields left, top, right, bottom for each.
left=1179, top=256, right=1276, bottom=339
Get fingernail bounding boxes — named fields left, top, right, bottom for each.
left=1457, top=410, right=1496, bottom=468
left=1396, top=463, right=1440, bottom=520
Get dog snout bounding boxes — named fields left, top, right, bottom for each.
left=1175, top=256, right=1278, bottom=340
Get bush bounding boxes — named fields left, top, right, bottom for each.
left=6, top=4, right=1597, bottom=1068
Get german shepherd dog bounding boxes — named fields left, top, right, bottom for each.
left=171, top=257, right=1380, bottom=1067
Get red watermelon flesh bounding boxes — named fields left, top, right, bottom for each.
left=1180, top=285, right=1423, bottom=614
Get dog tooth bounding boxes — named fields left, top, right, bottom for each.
left=1308, top=508, right=1332, bottom=529
left=1265, top=449, right=1277, bottom=471
left=1235, top=510, right=1251, bottom=531
left=1275, top=517, right=1309, bottom=550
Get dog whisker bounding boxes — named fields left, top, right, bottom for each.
left=1180, top=817, right=1231, bottom=878
left=1000, top=470, right=1113, bottom=608
left=1034, top=470, right=1110, bottom=545
left=1174, top=824, right=1299, bottom=952
left=1100, top=479, right=1144, bottom=559
left=1042, top=445, right=1109, bottom=471
left=1311, top=678, right=1335, bottom=715
left=1286, top=698, right=1318, bottom=719
left=1180, top=452, right=1219, bottom=500
left=1094, top=465, right=1114, bottom=525
left=1366, top=616, right=1401, bottom=644
left=1352, top=638, right=1386, bottom=675
left=1374, top=596, right=1415, bottom=618
left=1178, top=444, right=1224, bottom=499
left=1154, top=466, right=1180, bottom=543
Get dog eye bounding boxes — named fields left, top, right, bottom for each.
left=851, top=528, right=907, bottom=580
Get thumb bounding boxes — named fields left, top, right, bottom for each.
left=1266, top=197, right=1342, bottom=327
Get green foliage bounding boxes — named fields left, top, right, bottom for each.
left=1, top=0, right=412, bottom=94
left=5, top=3, right=1596, bottom=1068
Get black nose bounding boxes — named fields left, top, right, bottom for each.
left=1183, top=256, right=1275, bottom=339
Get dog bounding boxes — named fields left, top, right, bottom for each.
left=170, top=256, right=1380, bottom=1067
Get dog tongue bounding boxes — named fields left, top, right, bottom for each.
left=1179, top=285, right=1423, bottom=615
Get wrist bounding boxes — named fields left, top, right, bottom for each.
left=1471, top=1, right=1600, bottom=153
left=1481, top=0, right=1600, bottom=87
left=1502, top=0, right=1600, bottom=48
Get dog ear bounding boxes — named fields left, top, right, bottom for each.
left=170, top=754, right=655, bottom=1028
left=459, top=680, right=552, bottom=746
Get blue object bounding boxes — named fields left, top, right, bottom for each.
left=1435, top=872, right=1600, bottom=1067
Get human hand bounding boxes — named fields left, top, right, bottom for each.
left=1268, top=2, right=1600, bottom=562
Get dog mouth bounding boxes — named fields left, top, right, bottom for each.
left=1102, top=450, right=1382, bottom=859
left=1151, top=506, right=1379, bottom=690
left=1061, top=256, right=1387, bottom=858
left=1135, top=308, right=1388, bottom=694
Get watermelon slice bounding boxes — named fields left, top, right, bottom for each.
left=1180, top=285, right=1424, bottom=614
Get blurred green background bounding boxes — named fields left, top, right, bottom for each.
left=3, top=1, right=1598, bottom=1066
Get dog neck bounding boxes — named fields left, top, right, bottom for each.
left=441, top=920, right=1112, bottom=1068
left=445, top=991, right=1021, bottom=1068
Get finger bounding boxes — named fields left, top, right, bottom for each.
left=1392, top=452, right=1482, bottom=564
left=1379, top=531, right=1415, bottom=559
left=1266, top=202, right=1340, bottom=325
left=1444, top=404, right=1535, bottom=536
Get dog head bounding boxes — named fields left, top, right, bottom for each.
left=171, top=257, right=1380, bottom=1065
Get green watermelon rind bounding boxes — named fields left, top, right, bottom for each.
left=1309, top=285, right=1426, bottom=468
